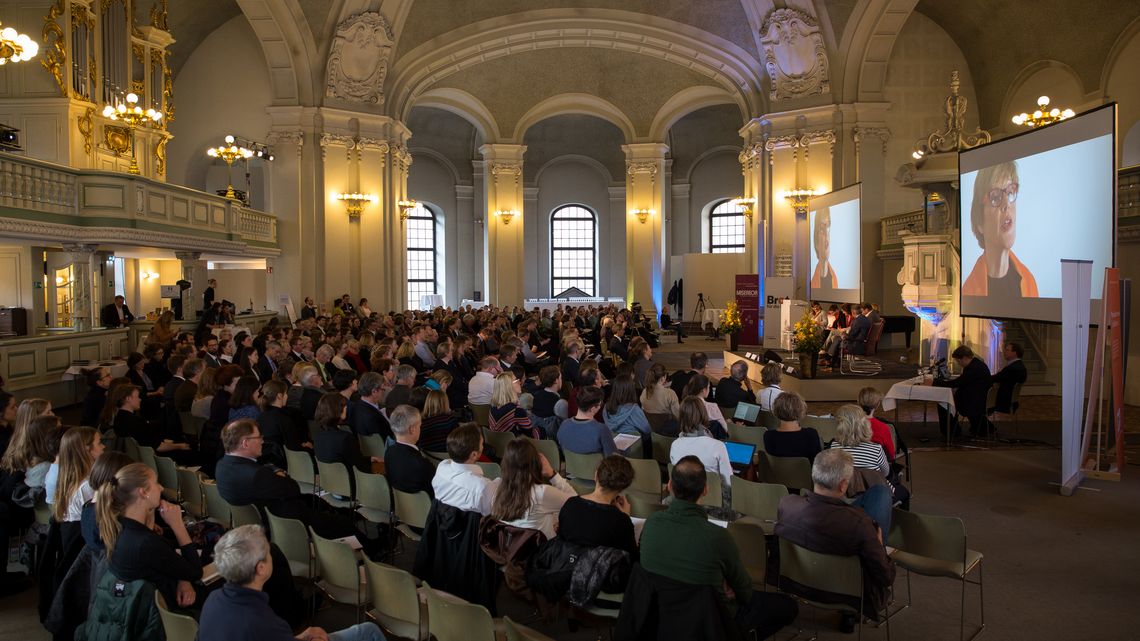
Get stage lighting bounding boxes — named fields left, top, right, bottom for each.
left=0, top=124, right=20, bottom=152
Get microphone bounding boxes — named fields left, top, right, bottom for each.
left=931, top=357, right=947, bottom=367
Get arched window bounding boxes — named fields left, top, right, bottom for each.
left=550, top=205, right=597, bottom=297
left=708, top=199, right=746, bottom=253
left=406, top=203, right=439, bottom=309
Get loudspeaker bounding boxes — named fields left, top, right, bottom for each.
left=762, top=350, right=783, bottom=364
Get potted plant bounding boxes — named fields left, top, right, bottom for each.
left=720, top=301, right=743, bottom=351
left=791, top=309, right=824, bottom=378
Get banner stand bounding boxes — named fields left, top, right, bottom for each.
left=1059, top=259, right=1092, bottom=496
left=1080, top=268, right=1126, bottom=482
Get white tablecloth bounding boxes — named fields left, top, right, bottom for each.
left=419, top=294, right=445, bottom=310
left=62, top=361, right=129, bottom=381
left=459, top=299, right=487, bottom=309
left=703, top=308, right=724, bottom=329
left=882, top=376, right=957, bottom=415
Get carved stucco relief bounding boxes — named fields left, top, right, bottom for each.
left=759, top=7, right=830, bottom=101
left=325, top=11, right=393, bottom=105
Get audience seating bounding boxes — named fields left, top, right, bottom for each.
left=178, top=411, right=205, bottom=440
left=137, top=445, right=158, bottom=473
left=650, top=433, right=675, bottom=468
left=359, top=434, right=387, bottom=459
left=644, top=412, right=673, bottom=434
left=727, top=521, right=768, bottom=591
left=762, top=452, right=813, bottom=492
left=481, top=427, right=515, bottom=461
left=176, top=467, right=205, bottom=518
left=285, top=448, right=318, bottom=495
left=354, top=469, right=393, bottom=526
left=265, top=510, right=314, bottom=579
left=363, top=558, right=428, bottom=641
left=470, top=404, right=491, bottom=428
left=800, top=415, right=839, bottom=445
left=888, top=509, right=984, bottom=641
left=524, top=436, right=561, bottom=472
left=476, top=461, right=501, bottom=481
left=155, top=592, right=199, bottom=641
left=986, top=382, right=1023, bottom=436
left=758, top=409, right=780, bottom=430
left=668, top=463, right=723, bottom=508
left=154, top=456, right=179, bottom=502
left=727, top=423, right=766, bottom=450
left=778, top=538, right=889, bottom=640
left=730, top=477, right=785, bottom=535
left=627, top=493, right=666, bottom=518
left=123, top=436, right=141, bottom=462
left=310, top=528, right=368, bottom=622
left=392, top=489, right=431, bottom=542
left=623, top=457, right=663, bottom=504
left=231, top=503, right=262, bottom=528
left=201, top=480, right=231, bottom=527
left=424, top=585, right=498, bottom=641
left=315, top=460, right=356, bottom=508
left=888, top=423, right=911, bottom=484
left=501, top=615, right=557, bottom=641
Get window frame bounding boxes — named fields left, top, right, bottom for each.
left=550, top=204, right=598, bottom=297
left=708, top=199, right=746, bottom=254
left=405, top=202, right=438, bottom=309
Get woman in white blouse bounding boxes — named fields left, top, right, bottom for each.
left=669, top=397, right=733, bottom=491
left=681, top=374, right=726, bottom=433
left=52, top=426, right=104, bottom=524
left=490, top=438, right=575, bottom=540
left=756, top=363, right=784, bottom=412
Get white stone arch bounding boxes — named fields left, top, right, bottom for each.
left=839, top=0, right=920, bottom=102
left=514, top=94, right=638, bottom=145
left=649, top=86, right=746, bottom=143
left=409, top=147, right=464, bottom=185
left=387, top=10, right=764, bottom=124
left=236, top=0, right=318, bottom=105
left=533, top=154, right=616, bottom=186
left=407, top=87, right=502, bottom=142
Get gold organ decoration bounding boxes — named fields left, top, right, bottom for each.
left=150, top=0, right=168, bottom=30
left=41, top=0, right=67, bottom=95
left=154, top=136, right=167, bottom=176
left=77, top=107, right=94, bottom=154
left=102, top=92, right=162, bottom=174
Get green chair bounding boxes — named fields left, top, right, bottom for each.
left=650, top=432, right=675, bottom=468
left=476, top=461, right=501, bottom=480
left=727, top=520, right=768, bottom=591
left=311, top=528, right=367, bottom=622
left=393, top=489, right=431, bottom=542
left=627, top=493, right=665, bottom=519
left=424, top=586, right=498, bottom=641
left=178, top=411, right=205, bottom=440
left=176, top=468, right=205, bottom=518
left=201, top=481, right=231, bottom=527
left=758, top=409, right=780, bottom=430
left=355, top=469, right=393, bottom=525
left=563, top=450, right=602, bottom=485
left=137, top=445, right=158, bottom=473
left=359, top=433, right=387, bottom=459
left=623, top=457, right=663, bottom=504
left=364, top=558, right=428, bottom=641
left=154, top=456, right=179, bottom=502
left=525, top=436, right=561, bottom=472
left=888, top=509, right=984, bottom=641
left=316, top=460, right=356, bottom=508
left=762, top=452, right=813, bottom=491
left=728, top=423, right=767, bottom=450
left=285, top=448, right=317, bottom=494
left=265, top=510, right=314, bottom=579
left=777, top=538, right=885, bottom=640
left=124, top=437, right=141, bottom=462
left=481, top=427, right=515, bottom=460
left=501, top=616, right=558, bottom=641
left=802, top=415, right=839, bottom=446
left=470, top=404, right=491, bottom=428
left=155, top=592, right=198, bottom=641
left=231, top=503, right=262, bottom=528
left=730, top=477, right=785, bottom=534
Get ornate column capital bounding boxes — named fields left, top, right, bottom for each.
left=174, top=251, right=203, bottom=262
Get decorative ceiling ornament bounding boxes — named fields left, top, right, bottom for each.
left=911, top=71, right=990, bottom=160
left=325, top=11, right=393, bottom=106
left=759, top=7, right=830, bottom=101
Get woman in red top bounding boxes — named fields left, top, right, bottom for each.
left=857, top=387, right=895, bottom=460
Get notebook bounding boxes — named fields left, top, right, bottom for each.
left=724, top=440, right=757, bottom=468
left=613, top=433, right=641, bottom=452
left=733, top=402, right=761, bottom=424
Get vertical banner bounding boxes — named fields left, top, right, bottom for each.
left=1060, top=259, right=1092, bottom=496
left=735, top=274, right=760, bottom=345
left=1106, top=268, right=1125, bottom=474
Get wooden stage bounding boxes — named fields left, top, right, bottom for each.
left=723, top=349, right=910, bottom=402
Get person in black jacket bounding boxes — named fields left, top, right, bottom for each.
left=990, top=342, right=1028, bottom=414
left=110, top=385, right=194, bottom=464
left=669, top=352, right=709, bottom=401
left=383, top=406, right=435, bottom=497
left=933, top=345, right=992, bottom=439
left=713, top=362, right=757, bottom=410
left=348, top=372, right=391, bottom=439
left=100, top=295, right=134, bottom=328
left=257, top=380, right=309, bottom=469
left=79, top=367, right=111, bottom=429
left=312, top=393, right=376, bottom=495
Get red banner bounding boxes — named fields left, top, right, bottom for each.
left=1107, top=268, right=1125, bottom=473
left=735, top=274, right=760, bottom=345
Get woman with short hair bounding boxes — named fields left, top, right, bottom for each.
left=756, top=363, right=784, bottom=412
left=762, top=391, right=822, bottom=462
left=830, top=404, right=889, bottom=477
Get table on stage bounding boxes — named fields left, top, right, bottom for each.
left=882, top=376, right=957, bottom=445
left=419, top=294, right=445, bottom=310
left=702, top=308, right=724, bottom=329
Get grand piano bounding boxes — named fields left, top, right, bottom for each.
left=881, top=315, right=917, bottom=349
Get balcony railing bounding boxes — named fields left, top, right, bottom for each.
left=880, top=210, right=926, bottom=249
left=0, top=153, right=277, bottom=247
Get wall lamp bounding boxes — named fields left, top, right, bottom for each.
left=630, top=208, right=654, bottom=224
left=397, top=199, right=418, bottom=221
left=731, top=197, right=756, bottom=221
left=494, top=209, right=519, bottom=225
left=781, top=188, right=816, bottom=216
left=336, top=192, right=377, bottom=218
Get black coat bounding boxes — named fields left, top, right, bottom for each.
left=383, top=442, right=435, bottom=496
left=100, top=303, right=134, bottom=328
left=300, top=387, right=324, bottom=421
left=614, top=564, right=745, bottom=641
left=936, top=357, right=992, bottom=419
left=413, top=500, right=500, bottom=614
left=991, top=359, right=1027, bottom=412
left=258, top=405, right=307, bottom=468
left=845, top=314, right=873, bottom=355
left=347, top=399, right=390, bottom=439
left=713, top=378, right=756, bottom=409
left=215, top=454, right=307, bottom=523
left=561, top=356, right=581, bottom=388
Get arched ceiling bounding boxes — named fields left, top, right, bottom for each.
left=166, top=0, right=243, bottom=74
left=522, top=115, right=626, bottom=184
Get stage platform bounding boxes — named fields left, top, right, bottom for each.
left=724, top=348, right=912, bottom=402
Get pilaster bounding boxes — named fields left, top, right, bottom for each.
left=622, top=143, right=669, bottom=315
left=480, top=144, right=527, bottom=307
left=61, top=243, right=97, bottom=331
left=175, top=251, right=207, bottom=320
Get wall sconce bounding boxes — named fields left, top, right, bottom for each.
left=731, top=197, right=756, bottom=222
left=630, top=208, right=654, bottom=224
left=397, top=199, right=418, bottom=221
left=494, top=209, right=519, bottom=225
left=336, top=192, right=377, bottom=219
left=781, top=188, right=816, bottom=216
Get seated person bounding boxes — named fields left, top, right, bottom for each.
left=932, top=345, right=992, bottom=438
left=603, top=375, right=652, bottom=458
left=775, top=449, right=895, bottom=630
left=489, top=373, right=540, bottom=438
left=829, top=405, right=908, bottom=510
left=681, top=374, right=726, bottom=438
left=312, top=393, right=376, bottom=495
left=348, top=372, right=391, bottom=440
left=762, top=391, right=822, bottom=462
left=432, top=423, right=494, bottom=515
left=384, top=406, right=435, bottom=497
left=490, top=439, right=574, bottom=540
left=990, top=342, right=1027, bottom=414
left=557, top=386, right=618, bottom=457
left=713, top=361, right=757, bottom=409
left=198, top=524, right=384, bottom=641
left=755, top=363, right=784, bottom=412
left=669, top=397, right=733, bottom=491
left=826, top=304, right=871, bottom=362
left=668, top=352, right=708, bottom=401
left=557, top=455, right=639, bottom=562
left=418, top=390, right=459, bottom=453
left=641, top=457, right=798, bottom=640
left=640, top=363, right=680, bottom=418
left=856, top=387, right=896, bottom=460
left=530, top=366, right=565, bottom=419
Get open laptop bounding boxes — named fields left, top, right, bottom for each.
left=724, top=440, right=757, bottom=474
left=733, top=401, right=761, bottom=426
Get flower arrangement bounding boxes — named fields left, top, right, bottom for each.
left=720, top=301, right=742, bottom=334
left=791, top=308, right=825, bottom=354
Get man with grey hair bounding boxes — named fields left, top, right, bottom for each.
left=383, top=405, right=434, bottom=497
left=775, top=448, right=895, bottom=631
left=348, top=371, right=390, bottom=439
left=200, top=525, right=386, bottom=641
left=314, top=343, right=337, bottom=384
left=714, top=360, right=757, bottom=409
left=384, top=364, right=418, bottom=414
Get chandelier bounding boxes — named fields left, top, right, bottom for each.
left=1011, top=96, right=1075, bottom=128
left=0, top=24, right=38, bottom=65
left=102, top=92, right=163, bottom=175
left=206, top=135, right=254, bottom=199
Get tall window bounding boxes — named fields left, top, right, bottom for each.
left=406, top=203, right=438, bottom=309
left=708, top=199, right=746, bottom=253
left=551, top=205, right=597, bottom=297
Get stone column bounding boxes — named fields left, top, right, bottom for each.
left=61, top=244, right=97, bottom=331
left=175, top=251, right=207, bottom=320
left=479, top=144, right=527, bottom=307
left=622, top=143, right=669, bottom=315
left=455, top=184, right=476, bottom=305
left=739, top=120, right=767, bottom=280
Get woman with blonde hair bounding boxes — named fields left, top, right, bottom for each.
left=830, top=404, right=888, bottom=477
left=145, top=310, right=176, bottom=348
left=640, top=363, right=679, bottom=418
left=489, top=372, right=539, bottom=438
left=419, top=389, right=458, bottom=453
left=1, top=398, right=53, bottom=474
left=52, top=427, right=104, bottom=524
left=191, top=366, right=218, bottom=419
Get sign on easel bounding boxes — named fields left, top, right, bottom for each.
left=1059, top=259, right=1091, bottom=496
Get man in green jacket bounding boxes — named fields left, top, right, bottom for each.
left=640, top=456, right=798, bottom=639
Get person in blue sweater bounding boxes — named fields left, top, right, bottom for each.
left=602, top=374, right=652, bottom=458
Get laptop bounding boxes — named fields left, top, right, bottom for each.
left=724, top=440, right=757, bottom=473
left=733, top=402, right=761, bottom=425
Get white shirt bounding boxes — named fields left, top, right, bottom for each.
left=489, top=474, right=575, bottom=540
left=433, top=459, right=495, bottom=515
left=703, top=400, right=726, bottom=426
left=468, top=371, right=495, bottom=405
left=64, top=480, right=94, bottom=522
left=670, top=434, right=734, bottom=488
left=757, top=385, right=783, bottom=412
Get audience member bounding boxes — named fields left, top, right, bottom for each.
left=756, top=363, right=784, bottom=412
left=489, top=372, right=539, bottom=438
left=603, top=374, right=652, bottom=458
left=990, top=342, right=1027, bottom=415
left=432, top=423, right=494, bottom=515
left=668, top=352, right=707, bottom=400
left=557, top=386, right=617, bottom=456
left=384, top=406, right=435, bottom=496
left=932, top=345, right=992, bottom=438
left=763, top=392, right=822, bottom=462
left=669, top=397, right=733, bottom=490
left=714, top=361, right=757, bottom=409
left=857, top=387, right=896, bottom=460
left=556, top=455, right=638, bottom=561
left=490, top=439, right=574, bottom=540
left=418, top=390, right=458, bottom=453
left=640, top=363, right=679, bottom=418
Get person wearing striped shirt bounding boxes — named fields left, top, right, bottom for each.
left=828, top=404, right=889, bottom=477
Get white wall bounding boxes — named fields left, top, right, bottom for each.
left=672, top=253, right=749, bottom=318
left=685, top=151, right=746, bottom=254
left=207, top=269, right=268, bottom=312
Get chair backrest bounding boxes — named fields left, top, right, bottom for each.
left=625, top=457, right=662, bottom=498
left=124, top=437, right=141, bottom=462
left=1011, top=381, right=1023, bottom=408
left=265, top=510, right=313, bottom=578
left=310, top=528, right=362, bottom=602
left=627, top=493, right=666, bottom=518
left=762, top=452, right=813, bottom=491
left=137, top=445, right=158, bottom=472
left=758, top=409, right=780, bottom=430
left=727, top=423, right=766, bottom=449
left=481, top=427, right=515, bottom=460
left=501, top=616, right=557, bottom=641
left=524, top=436, right=561, bottom=471
left=176, top=468, right=205, bottom=518
left=865, top=320, right=885, bottom=356
left=700, top=472, right=723, bottom=508
left=727, top=520, right=767, bottom=584
left=231, top=503, right=263, bottom=528
left=306, top=419, right=319, bottom=441
left=777, top=538, right=863, bottom=607
left=476, top=461, right=501, bottom=480
left=651, top=432, right=675, bottom=467
left=354, top=468, right=392, bottom=513
left=470, top=404, right=491, bottom=428
left=887, top=509, right=967, bottom=567
left=363, top=558, right=422, bottom=633
left=644, top=412, right=672, bottom=434
left=316, top=460, right=354, bottom=499
left=154, top=456, right=179, bottom=501
left=730, top=477, right=785, bottom=522
left=392, top=489, right=431, bottom=530
left=563, top=450, right=602, bottom=481
left=155, top=591, right=199, bottom=641
left=285, top=448, right=316, bottom=486
left=359, top=433, right=387, bottom=459
left=178, top=411, right=205, bottom=439
left=201, top=481, right=231, bottom=527
left=800, top=415, right=838, bottom=445
left=424, top=586, right=497, bottom=641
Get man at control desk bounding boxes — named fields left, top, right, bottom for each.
left=928, top=345, right=992, bottom=439
left=989, top=342, right=1027, bottom=416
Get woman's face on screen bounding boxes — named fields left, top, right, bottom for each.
left=814, top=212, right=831, bottom=261
left=981, top=174, right=1018, bottom=254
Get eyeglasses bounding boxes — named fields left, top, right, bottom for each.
left=986, top=183, right=1018, bottom=208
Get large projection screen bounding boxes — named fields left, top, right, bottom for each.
left=959, top=104, right=1115, bottom=323
left=807, top=183, right=862, bottom=304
